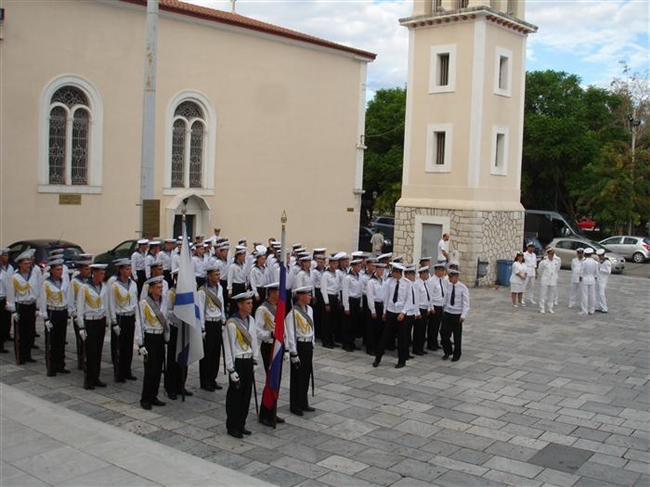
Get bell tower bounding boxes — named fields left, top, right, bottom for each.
left=394, top=0, right=537, bottom=284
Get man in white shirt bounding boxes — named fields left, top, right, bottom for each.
left=595, top=249, right=611, bottom=313
left=569, top=248, right=585, bottom=308
left=0, top=247, right=14, bottom=353
left=523, top=242, right=538, bottom=305
left=437, top=234, right=450, bottom=264
left=441, top=269, right=470, bottom=362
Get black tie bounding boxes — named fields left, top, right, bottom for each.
left=450, top=284, right=456, bottom=306
left=439, top=279, right=444, bottom=297
left=392, top=280, right=399, bottom=303
left=424, top=282, right=430, bottom=301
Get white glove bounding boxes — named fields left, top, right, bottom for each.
left=113, top=325, right=121, bottom=337
left=290, top=355, right=300, bottom=365
left=164, top=333, right=170, bottom=343
left=79, top=329, right=87, bottom=341
left=283, top=351, right=290, bottom=362
left=44, top=320, right=53, bottom=332
left=253, top=360, right=259, bottom=372
left=139, top=346, right=148, bottom=357
left=11, top=313, right=18, bottom=323
left=229, top=371, right=240, bottom=382
left=202, top=331, right=206, bottom=340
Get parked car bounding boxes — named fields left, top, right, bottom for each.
left=369, top=216, right=395, bottom=240
left=7, top=239, right=85, bottom=270
left=548, top=237, right=625, bottom=273
left=599, top=236, right=650, bottom=263
left=524, top=209, right=583, bottom=247
left=94, top=239, right=139, bottom=278
left=359, top=227, right=392, bottom=253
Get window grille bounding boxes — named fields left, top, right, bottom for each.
left=435, top=132, right=446, bottom=165
left=171, top=119, right=186, bottom=188
left=189, top=121, right=204, bottom=188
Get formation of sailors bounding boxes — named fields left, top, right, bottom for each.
left=0, top=238, right=472, bottom=439
left=511, top=243, right=611, bottom=315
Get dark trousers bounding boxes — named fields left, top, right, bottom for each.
left=15, top=303, right=36, bottom=364
left=84, top=318, right=106, bottom=387
left=343, top=297, right=361, bottom=350
left=261, top=341, right=273, bottom=373
left=359, top=296, right=369, bottom=339
left=73, top=319, right=85, bottom=370
left=112, top=315, right=135, bottom=381
left=290, top=341, right=313, bottom=411
left=165, top=325, right=187, bottom=396
left=199, top=320, right=223, bottom=388
left=366, top=302, right=384, bottom=354
left=136, top=270, right=146, bottom=297
left=45, top=309, right=68, bottom=374
left=141, top=333, right=165, bottom=404
left=376, top=311, right=411, bottom=365
left=226, top=357, right=254, bottom=434
left=427, top=305, right=443, bottom=349
left=441, top=312, right=462, bottom=359
left=0, top=298, right=10, bottom=348
left=253, top=288, right=266, bottom=316
left=412, top=309, right=428, bottom=354
left=313, top=290, right=323, bottom=339
left=163, top=270, right=173, bottom=289
left=321, top=295, right=339, bottom=347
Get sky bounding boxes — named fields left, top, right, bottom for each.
left=191, top=0, right=649, bottom=99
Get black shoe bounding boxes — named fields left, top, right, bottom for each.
left=140, top=401, right=152, bottom=410
left=31, top=345, right=39, bottom=350
left=302, top=406, right=315, bottom=412
left=201, top=385, right=216, bottom=392
left=213, top=384, right=223, bottom=391
left=407, top=355, right=414, bottom=360
left=182, top=389, right=194, bottom=396
left=47, top=371, right=57, bottom=377
left=58, top=368, right=71, bottom=374
left=126, top=375, right=137, bottom=381
left=442, top=354, right=450, bottom=360
left=427, top=345, right=437, bottom=351
left=275, top=416, right=285, bottom=424
left=395, top=363, right=405, bottom=369
left=353, top=345, right=361, bottom=350
left=227, top=430, right=243, bottom=439
left=413, top=351, right=424, bottom=356
left=259, top=417, right=275, bottom=427
left=291, top=408, right=304, bottom=416
left=451, top=357, right=460, bottom=362
left=18, top=361, right=25, bottom=365
left=422, top=350, right=428, bottom=355
left=25, top=357, right=36, bottom=363
left=95, top=380, right=107, bottom=388
left=168, top=393, right=178, bottom=400
left=343, top=346, right=354, bottom=352
left=84, top=384, right=95, bottom=390
left=242, top=428, right=252, bottom=435
left=372, top=358, right=380, bottom=368
left=115, top=378, right=126, bottom=383
left=152, top=398, right=166, bottom=407
left=322, top=344, right=334, bottom=349
left=0, top=348, right=8, bottom=354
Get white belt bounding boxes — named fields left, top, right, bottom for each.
left=205, top=318, right=222, bottom=323
left=297, top=337, right=312, bottom=342
left=84, top=313, right=106, bottom=320
left=17, top=300, right=36, bottom=306
left=117, top=312, right=135, bottom=317
left=48, top=305, right=68, bottom=311
left=145, top=328, right=164, bottom=335
left=263, top=339, right=274, bottom=344
left=236, top=353, right=252, bottom=359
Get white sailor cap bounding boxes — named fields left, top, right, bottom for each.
left=254, top=251, right=267, bottom=259
left=351, top=251, right=365, bottom=258
left=235, top=248, right=247, bottom=255
left=232, top=290, right=255, bottom=301
left=238, top=239, right=247, bottom=245
left=293, top=286, right=313, bottom=295
left=217, top=243, right=230, bottom=250
left=90, top=263, right=108, bottom=271
left=418, top=266, right=430, bottom=273
left=419, top=256, right=432, bottom=262
left=375, top=263, right=387, bottom=268
left=299, top=255, right=311, bottom=262
left=255, top=244, right=267, bottom=254
left=164, top=238, right=176, bottom=244
left=596, top=249, right=606, bottom=256
left=315, top=254, right=326, bottom=260
left=265, top=282, right=280, bottom=290
left=377, top=253, right=392, bottom=260
left=292, top=243, right=303, bottom=249
left=584, top=248, right=594, bottom=255
left=16, top=249, right=35, bottom=262
left=391, top=263, right=405, bottom=272
left=447, top=262, right=459, bottom=270
left=328, top=254, right=340, bottom=261
left=448, top=269, right=460, bottom=276
left=113, top=258, right=131, bottom=267
left=335, top=252, right=348, bottom=260
left=0, top=247, right=10, bottom=256
left=149, top=261, right=163, bottom=268
left=350, top=259, right=363, bottom=265
left=433, top=263, right=446, bottom=270
left=204, top=263, right=219, bottom=273
left=313, top=248, right=326, bottom=253
left=145, top=275, right=164, bottom=286
left=216, top=237, right=228, bottom=243
left=404, top=264, right=416, bottom=273
left=526, top=241, right=535, bottom=247
left=366, top=257, right=377, bottom=264
left=294, top=247, right=306, bottom=253
left=546, top=247, right=556, bottom=253
left=47, top=258, right=64, bottom=267
left=149, top=241, right=161, bottom=246
left=203, top=242, right=211, bottom=248
left=137, top=239, right=150, bottom=245
left=79, top=253, right=94, bottom=260
left=271, top=240, right=281, bottom=246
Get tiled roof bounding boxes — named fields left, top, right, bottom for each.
left=120, top=0, right=377, bottom=60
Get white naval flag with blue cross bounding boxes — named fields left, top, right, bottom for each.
left=173, top=223, right=204, bottom=366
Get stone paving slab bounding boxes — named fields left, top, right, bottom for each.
left=1, top=270, right=648, bottom=486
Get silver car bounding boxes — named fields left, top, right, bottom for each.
left=599, top=236, right=650, bottom=264
left=548, top=237, right=626, bottom=273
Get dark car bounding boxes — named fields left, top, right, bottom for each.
left=369, top=216, right=395, bottom=241
left=7, top=239, right=85, bottom=270
left=359, top=227, right=393, bottom=253
left=94, top=239, right=139, bottom=278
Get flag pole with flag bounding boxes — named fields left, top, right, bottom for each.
left=259, top=211, right=288, bottom=427
left=173, top=207, right=204, bottom=378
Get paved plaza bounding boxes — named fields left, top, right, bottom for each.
left=2, top=269, right=649, bottom=487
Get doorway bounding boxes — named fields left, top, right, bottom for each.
left=421, top=223, right=443, bottom=259
left=173, top=214, right=195, bottom=240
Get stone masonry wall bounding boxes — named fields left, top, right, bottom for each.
left=394, top=206, right=524, bottom=287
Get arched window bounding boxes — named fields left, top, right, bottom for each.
left=39, top=75, right=103, bottom=194
left=165, top=91, right=216, bottom=195
left=171, top=101, right=206, bottom=188
left=48, top=87, right=91, bottom=185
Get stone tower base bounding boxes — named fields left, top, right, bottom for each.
left=394, top=204, right=524, bottom=287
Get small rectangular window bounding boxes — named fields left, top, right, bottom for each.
left=434, top=0, right=443, bottom=11
left=494, top=133, right=505, bottom=168
left=438, top=54, right=450, bottom=86
left=458, top=0, right=469, bottom=8
left=435, top=132, right=446, bottom=166
left=498, top=56, right=508, bottom=90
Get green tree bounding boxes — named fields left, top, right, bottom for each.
left=362, top=87, right=406, bottom=221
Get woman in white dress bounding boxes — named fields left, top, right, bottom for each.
left=510, top=252, right=527, bottom=307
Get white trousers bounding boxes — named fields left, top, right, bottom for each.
left=524, top=276, right=536, bottom=302
left=596, top=279, right=608, bottom=312
left=539, top=284, right=556, bottom=312
left=569, top=282, right=581, bottom=308
left=581, top=283, right=596, bottom=314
